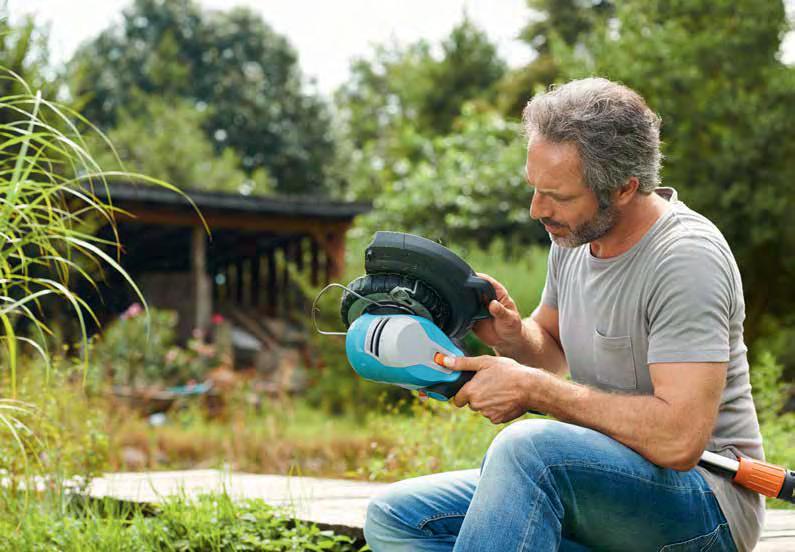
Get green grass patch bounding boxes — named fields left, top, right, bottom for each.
left=0, top=492, right=365, bottom=551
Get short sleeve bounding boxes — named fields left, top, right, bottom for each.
left=541, top=244, right=559, bottom=309
left=646, top=240, right=734, bottom=365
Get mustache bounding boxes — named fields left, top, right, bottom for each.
left=540, top=218, right=566, bottom=229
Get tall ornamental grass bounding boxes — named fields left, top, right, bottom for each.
left=0, top=68, right=196, bottom=462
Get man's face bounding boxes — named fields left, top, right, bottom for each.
left=526, top=138, right=618, bottom=248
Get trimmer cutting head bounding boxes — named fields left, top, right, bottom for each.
left=339, top=232, right=496, bottom=339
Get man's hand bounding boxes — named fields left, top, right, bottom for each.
left=442, top=354, right=543, bottom=425
left=472, top=273, right=525, bottom=351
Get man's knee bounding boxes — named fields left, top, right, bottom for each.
left=363, top=496, right=393, bottom=546
left=363, top=483, right=414, bottom=546
left=485, top=419, right=579, bottom=471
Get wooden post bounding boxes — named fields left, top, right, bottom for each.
left=236, top=258, right=245, bottom=305
left=310, top=238, right=320, bottom=286
left=321, top=231, right=346, bottom=283
left=211, top=266, right=219, bottom=304
left=295, top=238, right=304, bottom=272
left=282, top=243, right=291, bottom=314
left=224, top=263, right=232, bottom=303
left=251, top=255, right=260, bottom=307
left=267, top=248, right=277, bottom=316
left=191, top=227, right=211, bottom=334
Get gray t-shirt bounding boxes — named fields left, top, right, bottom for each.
left=540, top=187, right=765, bottom=551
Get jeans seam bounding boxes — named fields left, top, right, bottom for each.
left=417, top=511, right=467, bottom=531
left=658, top=522, right=729, bottom=551
left=546, top=461, right=712, bottom=493
left=517, top=464, right=554, bottom=552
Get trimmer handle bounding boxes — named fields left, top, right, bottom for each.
left=424, top=370, right=475, bottom=400
left=735, top=457, right=795, bottom=504
left=424, top=363, right=544, bottom=416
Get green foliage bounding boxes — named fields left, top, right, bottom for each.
left=750, top=349, right=795, bottom=509
left=495, top=0, right=614, bottom=117
left=92, top=305, right=223, bottom=387
left=334, top=19, right=506, bottom=201
left=362, top=398, right=517, bottom=481
left=356, top=105, right=542, bottom=246
left=0, top=359, right=109, bottom=492
left=0, top=10, right=58, bottom=101
left=0, top=493, right=365, bottom=551
left=70, top=0, right=335, bottom=195
left=89, top=95, right=272, bottom=195
left=551, top=0, right=795, bottom=345
left=751, top=351, right=795, bottom=464
left=336, top=18, right=505, bottom=143
left=521, top=0, right=614, bottom=54
left=0, top=67, right=170, bottom=397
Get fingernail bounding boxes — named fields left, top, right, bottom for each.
left=442, top=355, right=454, bottom=368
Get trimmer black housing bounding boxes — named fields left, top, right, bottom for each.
left=340, top=232, right=496, bottom=339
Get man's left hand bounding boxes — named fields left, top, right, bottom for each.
left=442, top=355, right=543, bottom=424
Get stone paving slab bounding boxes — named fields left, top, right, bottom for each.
left=88, top=470, right=795, bottom=550
left=88, top=469, right=383, bottom=529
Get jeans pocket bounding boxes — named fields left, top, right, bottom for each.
left=659, top=522, right=736, bottom=551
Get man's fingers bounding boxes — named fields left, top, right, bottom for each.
left=440, top=355, right=486, bottom=372
left=452, top=383, right=471, bottom=408
left=476, top=272, right=509, bottom=298
left=489, top=299, right=520, bottom=322
left=489, top=300, right=507, bottom=317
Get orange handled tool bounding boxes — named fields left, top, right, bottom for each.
left=699, top=451, right=795, bottom=503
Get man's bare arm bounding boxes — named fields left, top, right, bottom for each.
left=495, top=303, right=568, bottom=376
left=523, top=361, right=726, bottom=470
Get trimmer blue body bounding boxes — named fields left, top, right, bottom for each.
left=345, top=313, right=472, bottom=401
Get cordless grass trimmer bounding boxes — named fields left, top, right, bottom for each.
left=312, top=231, right=794, bottom=504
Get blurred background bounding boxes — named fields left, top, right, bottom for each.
left=0, top=0, right=793, bottom=544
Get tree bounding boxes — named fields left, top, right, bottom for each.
left=357, top=104, right=541, bottom=247
left=495, top=0, right=614, bottom=117
left=553, top=0, right=795, bottom=349
left=69, top=0, right=334, bottom=195
left=334, top=18, right=507, bottom=200
left=89, top=94, right=272, bottom=195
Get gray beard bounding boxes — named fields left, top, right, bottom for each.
left=549, top=203, right=619, bottom=248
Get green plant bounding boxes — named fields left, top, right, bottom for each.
left=0, top=356, right=109, bottom=501
left=750, top=350, right=795, bottom=472
left=0, top=492, right=366, bottom=551
left=92, top=305, right=223, bottom=387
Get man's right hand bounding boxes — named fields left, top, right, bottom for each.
left=473, top=273, right=525, bottom=352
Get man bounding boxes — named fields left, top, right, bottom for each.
left=363, top=78, right=764, bottom=551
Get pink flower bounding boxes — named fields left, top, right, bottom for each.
left=165, top=348, right=179, bottom=364
left=121, top=302, right=143, bottom=320
left=211, top=313, right=225, bottom=325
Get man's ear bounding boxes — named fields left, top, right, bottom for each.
left=614, top=177, right=640, bottom=207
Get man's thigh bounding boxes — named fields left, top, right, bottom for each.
left=469, top=419, right=734, bottom=551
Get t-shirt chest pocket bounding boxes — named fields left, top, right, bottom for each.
left=593, top=329, right=637, bottom=390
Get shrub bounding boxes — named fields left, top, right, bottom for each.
left=92, top=305, right=224, bottom=387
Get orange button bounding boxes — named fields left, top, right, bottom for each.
left=433, top=353, right=446, bottom=366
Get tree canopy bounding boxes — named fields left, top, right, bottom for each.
left=70, top=0, right=335, bottom=195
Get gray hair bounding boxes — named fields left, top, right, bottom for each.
left=522, top=77, right=662, bottom=208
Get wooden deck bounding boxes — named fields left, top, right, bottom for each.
left=88, top=470, right=795, bottom=550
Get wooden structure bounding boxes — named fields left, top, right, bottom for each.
left=91, top=182, right=370, bottom=341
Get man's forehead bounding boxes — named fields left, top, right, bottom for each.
left=525, top=139, right=586, bottom=191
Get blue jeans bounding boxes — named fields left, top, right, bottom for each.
left=364, top=420, right=736, bottom=551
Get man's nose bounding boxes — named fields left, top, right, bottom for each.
left=529, top=191, right=549, bottom=221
